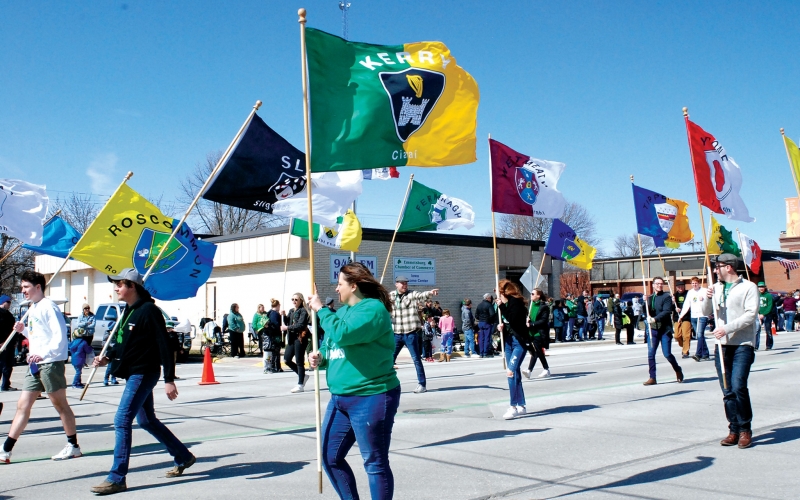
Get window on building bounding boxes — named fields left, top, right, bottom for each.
left=619, top=262, right=634, bottom=279
left=591, top=266, right=603, bottom=281
left=633, top=261, right=643, bottom=279
left=604, top=262, right=618, bottom=280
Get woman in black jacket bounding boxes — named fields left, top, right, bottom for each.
left=281, top=293, right=311, bottom=393
left=497, top=279, right=530, bottom=420
left=523, top=289, right=551, bottom=379
left=614, top=300, right=625, bottom=345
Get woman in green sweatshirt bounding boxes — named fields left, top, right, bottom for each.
left=309, top=262, right=400, bottom=500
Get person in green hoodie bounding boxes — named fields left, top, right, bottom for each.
left=252, top=304, right=269, bottom=358
left=308, top=262, right=400, bottom=500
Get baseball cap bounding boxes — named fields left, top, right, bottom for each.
left=395, top=276, right=409, bottom=283
left=107, top=268, right=144, bottom=286
left=757, top=282, right=766, bottom=287
left=0, top=295, right=11, bottom=305
left=715, top=253, right=739, bottom=267
left=325, top=297, right=334, bottom=306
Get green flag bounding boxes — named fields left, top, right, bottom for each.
left=291, top=210, right=362, bottom=252
left=397, top=181, right=475, bottom=232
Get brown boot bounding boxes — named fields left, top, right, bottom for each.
left=445, top=354, right=451, bottom=362
left=643, top=378, right=657, bottom=386
left=738, top=431, right=752, bottom=449
left=720, top=432, right=739, bottom=446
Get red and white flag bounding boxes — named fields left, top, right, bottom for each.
left=362, top=167, right=399, bottom=180
left=686, top=119, right=754, bottom=222
left=739, top=232, right=762, bottom=274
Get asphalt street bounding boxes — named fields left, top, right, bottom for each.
left=1, top=331, right=799, bottom=499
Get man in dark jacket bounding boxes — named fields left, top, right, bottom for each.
left=0, top=295, right=18, bottom=391
left=575, top=291, right=589, bottom=341
left=644, top=277, right=684, bottom=386
left=91, top=269, right=195, bottom=495
left=475, top=294, right=497, bottom=358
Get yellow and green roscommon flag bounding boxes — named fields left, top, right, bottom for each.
left=291, top=210, right=362, bottom=252
left=306, top=28, right=479, bottom=172
left=70, top=184, right=216, bottom=300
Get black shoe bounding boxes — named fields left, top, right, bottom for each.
left=682, top=354, right=691, bottom=359
left=692, top=355, right=700, bottom=361
left=627, top=342, right=636, bottom=345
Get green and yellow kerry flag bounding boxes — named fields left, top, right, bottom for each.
left=290, top=210, right=362, bottom=252
left=306, top=28, right=479, bottom=172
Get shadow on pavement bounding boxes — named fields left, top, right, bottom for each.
left=752, top=426, right=800, bottom=447
left=682, top=376, right=719, bottom=384
left=553, top=456, right=714, bottom=497
left=627, top=390, right=697, bottom=403
left=426, top=373, right=475, bottom=380
left=417, top=428, right=549, bottom=448
left=521, top=405, right=600, bottom=419
left=431, top=385, right=504, bottom=393
left=546, top=372, right=595, bottom=380
left=129, top=460, right=312, bottom=491
left=178, top=396, right=265, bottom=406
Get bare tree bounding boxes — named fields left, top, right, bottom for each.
left=50, top=192, right=100, bottom=233
left=0, top=234, right=34, bottom=297
left=496, top=200, right=600, bottom=247
left=560, top=270, right=591, bottom=298
left=179, top=151, right=286, bottom=235
left=612, top=233, right=663, bottom=257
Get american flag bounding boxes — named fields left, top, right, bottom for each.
left=773, top=256, right=800, bottom=270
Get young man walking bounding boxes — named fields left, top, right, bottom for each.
left=673, top=281, right=693, bottom=358
left=643, top=277, right=684, bottom=386
left=678, top=277, right=711, bottom=361
left=90, top=269, right=195, bottom=494
left=1, top=271, right=81, bottom=464
left=702, top=253, right=759, bottom=449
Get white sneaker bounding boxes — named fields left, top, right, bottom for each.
left=537, top=369, right=551, bottom=379
left=413, top=384, right=427, bottom=394
left=516, top=405, right=526, bottom=416
left=0, top=450, right=10, bottom=464
left=51, top=443, right=82, bottom=461
left=302, top=374, right=310, bottom=387
left=502, top=406, right=519, bottom=420
left=522, top=369, right=532, bottom=380
left=290, top=385, right=304, bottom=393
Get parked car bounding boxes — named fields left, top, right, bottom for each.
left=620, top=292, right=644, bottom=304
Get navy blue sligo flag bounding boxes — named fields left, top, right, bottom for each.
left=22, top=215, right=82, bottom=259
left=203, top=114, right=307, bottom=213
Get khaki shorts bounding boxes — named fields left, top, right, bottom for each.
left=22, top=361, right=68, bottom=393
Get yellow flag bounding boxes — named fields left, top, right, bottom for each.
left=563, top=237, right=596, bottom=270
left=707, top=215, right=741, bottom=256
left=785, top=135, right=800, bottom=194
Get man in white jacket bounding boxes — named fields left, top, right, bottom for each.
left=702, top=253, right=758, bottom=449
left=678, top=276, right=711, bottom=361
left=1, top=271, right=81, bottom=464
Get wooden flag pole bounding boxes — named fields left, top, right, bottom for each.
left=379, top=173, right=414, bottom=284
left=0, top=210, right=63, bottom=266
left=631, top=176, right=653, bottom=342
left=654, top=247, right=674, bottom=295
left=683, top=107, right=726, bottom=389
left=283, top=220, right=293, bottom=308
left=488, top=133, right=506, bottom=368
left=736, top=229, right=752, bottom=281
left=298, top=8, right=323, bottom=494
left=141, top=101, right=262, bottom=283
left=781, top=128, right=800, bottom=201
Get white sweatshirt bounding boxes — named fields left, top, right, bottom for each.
left=21, top=297, right=69, bottom=363
left=678, top=288, right=710, bottom=320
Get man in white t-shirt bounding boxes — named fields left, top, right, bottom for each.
left=678, top=276, right=711, bottom=361
left=0, top=271, right=81, bottom=464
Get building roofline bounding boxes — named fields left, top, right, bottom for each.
left=592, top=249, right=799, bottom=263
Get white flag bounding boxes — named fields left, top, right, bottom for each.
left=706, top=145, right=754, bottom=223
left=0, top=179, right=49, bottom=245
left=525, top=157, right=567, bottom=219
left=272, top=171, right=362, bottom=227
left=520, top=262, right=545, bottom=293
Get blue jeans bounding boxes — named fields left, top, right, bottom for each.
left=322, top=385, right=401, bottom=500
left=393, top=332, right=426, bottom=388
left=504, top=337, right=527, bottom=407
left=477, top=322, right=492, bottom=355
left=576, top=315, right=588, bottom=339
left=107, top=372, right=193, bottom=484
left=104, top=364, right=118, bottom=384
left=71, top=364, right=83, bottom=386
left=755, top=316, right=774, bottom=350
left=462, top=328, right=474, bottom=355
left=647, top=330, right=682, bottom=380
left=691, top=317, right=710, bottom=358
left=566, top=317, right=576, bottom=340
left=596, top=318, right=605, bottom=339
left=785, top=311, right=795, bottom=332
left=714, top=344, right=755, bottom=433
left=777, top=312, right=785, bottom=331
left=441, top=333, right=454, bottom=355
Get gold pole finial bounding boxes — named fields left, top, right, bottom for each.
left=298, top=8, right=307, bottom=23
left=124, top=171, right=133, bottom=180
left=682, top=107, right=688, bottom=117
left=781, top=128, right=785, bottom=136
left=255, top=100, right=262, bottom=110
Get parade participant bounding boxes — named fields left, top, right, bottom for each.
left=438, top=309, right=455, bottom=362
left=643, top=277, right=684, bottom=385
left=390, top=276, right=438, bottom=394
left=263, top=299, right=283, bottom=374
left=673, top=281, right=692, bottom=359
left=308, top=262, right=401, bottom=500
left=90, top=269, right=194, bottom=494
left=1, top=271, right=81, bottom=464
left=461, top=299, right=475, bottom=357
left=756, top=282, right=775, bottom=351
left=475, top=293, right=496, bottom=357
left=701, top=253, right=759, bottom=449
left=497, top=279, right=530, bottom=420
left=227, top=303, right=246, bottom=358
left=281, top=293, right=310, bottom=393
left=0, top=295, right=17, bottom=392
left=678, top=277, right=711, bottom=361
left=252, top=304, right=269, bottom=353
left=523, top=289, right=551, bottom=379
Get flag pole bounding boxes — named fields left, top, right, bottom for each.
left=141, top=101, right=262, bottom=283
left=0, top=210, right=64, bottom=266
left=488, top=133, right=506, bottom=368
left=683, top=107, right=726, bottom=389
left=653, top=247, right=674, bottom=295
left=379, top=173, right=414, bottom=284
left=298, top=8, right=323, bottom=494
left=631, top=176, right=653, bottom=343
left=736, top=228, right=752, bottom=281
left=283, top=220, right=293, bottom=310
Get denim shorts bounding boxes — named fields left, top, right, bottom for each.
left=22, top=361, right=67, bottom=393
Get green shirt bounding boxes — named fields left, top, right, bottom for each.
left=252, top=312, right=269, bottom=333
left=318, top=298, right=400, bottom=396
left=758, top=291, right=773, bottom=316
left=566, top=299, right=577, bottom=318
left=528, top=300, right=542, bottom=337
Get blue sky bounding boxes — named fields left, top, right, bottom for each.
left=2, top=0, right=799, bottom=254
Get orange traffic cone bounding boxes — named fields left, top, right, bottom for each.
left=199, top=346, right=220, bottom=385
left=772, top=324, right=778, bottom=336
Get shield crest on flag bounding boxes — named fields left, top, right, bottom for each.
left=654, top=202, right=677, bottom=234
left=561, top=239, right=580, bottom=261
left=514, top=167, right=540, bottom=206
left=133, top=228, right=188, bottom=276
left=379, top=68, right=445, bottom=142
